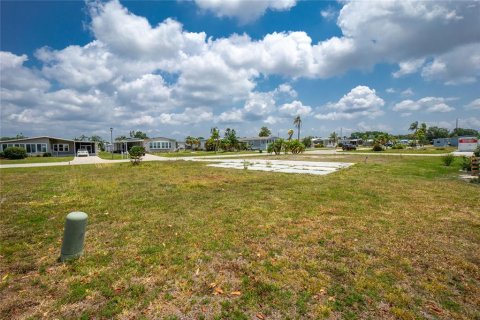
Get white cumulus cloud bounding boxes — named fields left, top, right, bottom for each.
left=315, top=86, right=384, bottom=120
left=194, top=0, right=297, bottom=23
left=393, top=97, right=455, bottom=113
left=464, top=98, right=480, bottom=110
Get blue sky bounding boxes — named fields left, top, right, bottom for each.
left=1, top=0, right=479, bottom=140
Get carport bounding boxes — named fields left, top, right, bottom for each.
left=74, top=141, right=97, bottom=155
left=113, top=139, right=144, bottom=153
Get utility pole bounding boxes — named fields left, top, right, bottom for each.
left=110, top=127, right=113, bottom=159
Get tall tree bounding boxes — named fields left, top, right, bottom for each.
left=129, top=130, right=148, bottom=139
left=224, top=128, right=239, bottom=151
left=185, top=136, right=195, bottom=150
left=409, top=121, right=419, bottom=146
left=258, top=126, right=271, bottom=137
left=426, top=126, right=449, bottom=140
left=375, top=133, right=390, bottom=146
left=115, top=135, right=128, bottom=141
left=287, top=129, right=294, bottom=141
left=329, top=132, right=338, bottom=146
left=293, top=116, right=302, bottom=140
left=193, top=137, right=201, bottom=150
left=302, top=136, right=312, bottom=148
left=450, top=128, right=479, bottom=137
left=416, top=123, right=428, bottom=146
left=210, top=127, right=220, bottom=153
left=409, top=121, right=419, bottom=132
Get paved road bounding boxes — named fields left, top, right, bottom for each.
left=0, top=150, right=473, bottom=169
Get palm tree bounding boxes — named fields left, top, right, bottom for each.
left=329, top=132, right=338, bottom=147
left=409, top=121, right=419, bottom=146
left=185, top=136, right=194, bottom=150
left=210, top=127, right=220, bottom=153
left=287, top=129, right=294, bottom=141
left=375, top=133, right=390, bottom=147
left=409, top=121, right=418, bottom=132
left=293, top=116, right=302, bottom=140
left=192, top=137, right=201, bottom=150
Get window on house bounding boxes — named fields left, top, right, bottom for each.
left=53, top=144, right=69, bottom=152
left=150, top=141, right=171, bottom=149
left=37, top=144, right=47, bottom=152
left=25, top=144, right=39, bottom=153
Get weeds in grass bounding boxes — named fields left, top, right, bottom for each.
left=441, top=154, right=455, bottom=166
left=0, top=158, right=479, bottom=319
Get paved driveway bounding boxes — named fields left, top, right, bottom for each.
left=69, top=156, right=126, bottom=165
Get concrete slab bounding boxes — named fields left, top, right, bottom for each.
left=206, top=159, right=354, bottom=175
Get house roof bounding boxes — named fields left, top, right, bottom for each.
left=114, top=138, right=145, bottom=143
left=239, top=136, right=279, bottom=141
left=146, top=137, right=176, bottom=142
left=113, top=137, right=177, bottom=143
left=0, top=136, right=75, bottom=143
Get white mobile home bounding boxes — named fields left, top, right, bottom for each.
left=0, top=136, right=97, bottom=156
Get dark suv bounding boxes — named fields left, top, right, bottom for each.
left=342, top=144, right=357, bottom=151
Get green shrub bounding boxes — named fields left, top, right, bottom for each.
left=314, top=143, right=324, bottom=148
left=0, top=151, right=4, bottom=158
left=43, top=152, right=52, bottom=157
left=442, top=154, right=455, bottom=166
left=392, top=144, right=405, bottom=149
left=267, top=139, right=284, bottom=155
left=3, top=147, right=27, bottom=159
left=129, top=146, right=145, bottom=165
left=205, top=138, right=216, bottom=151
left=372, top=144, right=383, bottom=152
left=474, top=146, right=480, bottom=157
left=338, top=142, right=344, bottom=148
left=288, top=140, right=306, bottom=154
left=301, top=137, right=312, bottom=148
left=461, top=157, right=471, bottom=171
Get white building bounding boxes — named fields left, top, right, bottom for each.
left=239, top=136, right=280, bottom=150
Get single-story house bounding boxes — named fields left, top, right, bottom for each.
left=146, top=137, right=176, bottom=153
left=113, top=137, right=177, bottom=153
left=0, top=136, right=97, bottom=156
left=339, top=138, right=364, bottom=146
left=239, top=136, right=280, bottom=150
left=433, top=137, right=459, bottom=147
left=311, top=137, right=336, bottom=147
left=182, top=138, right=207, bottom=151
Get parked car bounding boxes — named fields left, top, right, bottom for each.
left=77, top=150, right=89, bottom=157
left=342, top=144, right=357, bottom=151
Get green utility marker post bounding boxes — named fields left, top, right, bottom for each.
left=60, top=211, right=88, bottom=262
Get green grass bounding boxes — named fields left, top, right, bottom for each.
left=155, top=150, right=261, bottom=157
left=0, top=156, right=74, bottom=164
left=0, top=156, right=479, bottom=319
left=97, top=151, right=126, bottom=160
left=341, top=146, right=457, bottom=154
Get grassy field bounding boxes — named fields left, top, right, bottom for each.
left=155, top=150, right=261, bottom=158
left=98, top=151, right=126, bottom=160
left=0, top=156, right=74, bottom=164
left=340, top=146, right=457, bottom=154
left=1, top=156, right=479, bottom=319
